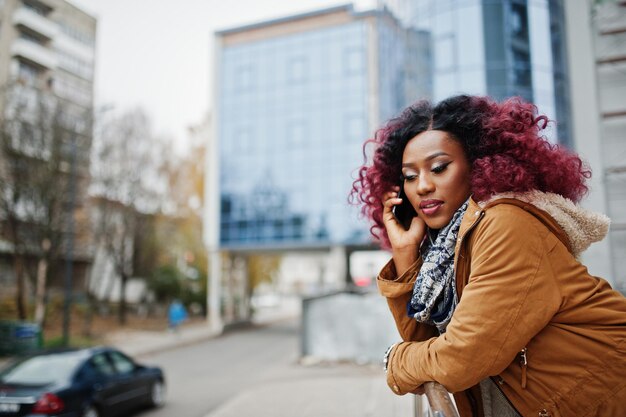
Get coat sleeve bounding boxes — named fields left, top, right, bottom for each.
left=377, top=257, right=438, bottom=342
left=386, top=205, right=562, bottom=394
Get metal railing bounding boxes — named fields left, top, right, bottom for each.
left=414, top=382, right=460, bottom=417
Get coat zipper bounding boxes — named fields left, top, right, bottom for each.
left=519, top=347, right=528, bottom=389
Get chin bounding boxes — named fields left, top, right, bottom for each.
left=424, top=216, right=453, bottom=231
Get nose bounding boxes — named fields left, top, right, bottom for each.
left=416, top=174, right=435, bottom=195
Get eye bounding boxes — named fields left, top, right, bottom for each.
left=401, top=172, right=417, bottom=182
left=431, top=162, right=451, bottom=174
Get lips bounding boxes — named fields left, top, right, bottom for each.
left=419, top=199, right=443, bottom=215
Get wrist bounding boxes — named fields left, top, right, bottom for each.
left=392, top=247, right=419, bottom=274
left=392, top=245, right=419, bottom=258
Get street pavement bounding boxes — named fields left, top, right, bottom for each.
left=104, top=306, right=417, bottom=417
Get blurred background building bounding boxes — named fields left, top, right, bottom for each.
left=0, top=0, right=96, bottom=291
left=215, top=4, right=428, bottom=250
left=588, top=1, right=626, bottom=291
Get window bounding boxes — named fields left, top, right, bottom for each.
left=287, top=120, right=307, bottom=145
left=344, top=48, right=364, bottom=75
left=22, top=0, right=48, bottom=16
left=59, top=22, right=95, bottom=47
left=510, top=3, right=529, bottom=41
left=235, top=127, right=252, bottom=152
left=512, top=50, right=531, bottom=87
left=56, top=49, right=94, bottom=80
left=19, top=30, right=46, bottom=45
left=90, top=354, right=115, bottom=376
left=17, top=61, right=41, bottom=85
left=53, top=75, right=92, bottom=107
left=108, top=351, right=135, bottom=374
left=344, top=114, right=364, bottom=142
left=288, top=56, right=307, bottom=83
left=437, top=34, right=455, bottom=71
left=235, top=65, right=254, bottom=91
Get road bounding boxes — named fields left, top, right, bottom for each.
left=133, top=319, right=301, bottom=417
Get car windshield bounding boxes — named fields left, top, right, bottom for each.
left=0, top=352, right=86, bottom=385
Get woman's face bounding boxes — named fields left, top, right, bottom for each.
left=401, top=130, right=472, bottom=230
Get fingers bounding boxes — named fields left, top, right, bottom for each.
left=382, top=190, right=402, bottom=213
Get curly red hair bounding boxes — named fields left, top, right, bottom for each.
left=350, top=95, right=591, bottom=248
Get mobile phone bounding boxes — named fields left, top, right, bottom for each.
left=392, top=186, right=418, bottom=230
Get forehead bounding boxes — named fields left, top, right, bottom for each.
left=402, top=130, right=464, bottom=162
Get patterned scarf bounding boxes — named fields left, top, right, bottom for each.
left=408, top=200, right=469, bottom=334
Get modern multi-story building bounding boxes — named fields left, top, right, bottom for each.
left=0, top=0, right=96, bottom=290
left=214, top=4, right=428, bottom=251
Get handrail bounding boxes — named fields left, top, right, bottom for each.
left=415, top=382, right=460, bottom=417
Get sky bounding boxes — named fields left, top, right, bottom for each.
left=69, top=0, right=372, bottom=154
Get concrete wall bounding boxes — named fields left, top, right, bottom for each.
left=301, top=291, right=400, bottom=364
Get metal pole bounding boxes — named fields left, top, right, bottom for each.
left=62, top=133, right=77, bottom=347
left=424, top=382, right=459, bottom=417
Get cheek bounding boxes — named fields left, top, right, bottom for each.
left=452, top=169, right=472, bottom=193
left=403, top=184, right=420, bottom=206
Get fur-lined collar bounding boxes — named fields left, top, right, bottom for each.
left=478, top=190, right=610, bottom=257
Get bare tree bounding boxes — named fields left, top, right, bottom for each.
left=90, top=108, right=164, bottom=325
left=0, top=82, right=89, bottom=324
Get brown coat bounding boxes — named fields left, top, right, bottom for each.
left=378, top=196, right=626, bottom=417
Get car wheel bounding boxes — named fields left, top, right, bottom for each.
left=82, top=405, right=100, bottom=417
left=149, top=380, right=166, bottom=407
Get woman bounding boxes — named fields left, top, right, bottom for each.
left=351, top=95, right=626, bottom=417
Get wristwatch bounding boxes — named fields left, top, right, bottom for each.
left=383, top=343, right=398, bottom=372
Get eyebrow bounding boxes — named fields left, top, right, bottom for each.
left=402, top=152, right=450, bottom=167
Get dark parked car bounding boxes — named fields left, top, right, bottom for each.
left=0, top=347, right=165, bottom=417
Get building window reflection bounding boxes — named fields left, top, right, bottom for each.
left=287, top=120, right=307, bottom=145
left=343, top=47, right=364, bottom=75
left=235, top=65, right=254, bottom=91
left=217, top=7, right=419, bottom=247
left=510, top=2, right=529, bottom=42
left=288, top=56, right=307, bottom=83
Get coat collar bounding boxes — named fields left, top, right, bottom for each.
left=458, top=196, right=572, bottom=252
left=476, top=191, right=610, bottom=256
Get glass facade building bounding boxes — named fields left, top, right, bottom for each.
left=215, top=5, right=428, bottom=249
left=381, top=0, right=571, bottom=146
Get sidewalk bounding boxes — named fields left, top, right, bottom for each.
left=106, top=296, right=301, bottom=357
left=203, top=360, right=417, bottom=417
left=104, top=320, right=220, bottom=357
